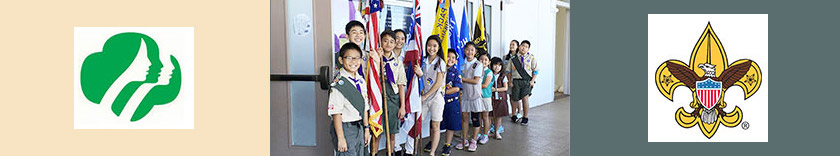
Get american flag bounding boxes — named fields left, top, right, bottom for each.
left=362, top=0, right=385, bottom=138
left=696, top=79, right=722, bottom=109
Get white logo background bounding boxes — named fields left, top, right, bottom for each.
left=74, top=27, right=194, bottom=129
left=647, top=14, right=768, bottom=142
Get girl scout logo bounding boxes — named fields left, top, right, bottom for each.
left=74, top=27, right=194, bottom=129
left=654, top=23, right=762, bottom=139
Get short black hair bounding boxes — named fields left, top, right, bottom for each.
left=476, top=50, right=489, bottom=59
left=447, top=48, right=458, bottom=59
left=380, top=29, right=395, bottom=41
left=490, top=57, right=503, bottom=67
left=477, top=48, right=488, bottom=57
left=338, top=43, right=362, bottom=58
left=394, top=29, right=406, bottom=38
left=464, top=41, right=476, bottom=50
left=521, top=40, right=531, bottom=47
left=345, top=20, right=366, bottom=35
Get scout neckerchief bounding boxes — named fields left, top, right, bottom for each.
left=383, top=54, right=396, bottom=84
left=347, top=76, right=362, bottom=93
left=512, top=53, right=533, bottom=80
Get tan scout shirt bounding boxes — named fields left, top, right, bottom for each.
left=327, top=69, right=370, bottom=122
left=382, top=53, right=407, bottom=93
left=506, top=52, right=539, bottom=79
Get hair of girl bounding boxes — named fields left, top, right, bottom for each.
left=393, top=29, right=406, bottom=39
left=426, top=35, right=444, bottom=59
left=509, top=40, right=519, bottom=54
left=464, top=41, right=476, bottom=50
left=490, top=57, right=503, bottom=69
left=476, top=50, right=488, bottom=60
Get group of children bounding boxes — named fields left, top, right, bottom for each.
left=328, top=20, right=539, bottom=156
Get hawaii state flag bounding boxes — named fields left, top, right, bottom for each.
left=405, top=0, right=424, bottom=139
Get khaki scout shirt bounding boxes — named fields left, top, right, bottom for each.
left=328, top=69, right=370, bottom=122
left=382, top=53, right=407, bottom=93
left=506, top=52, right=539, bottom=79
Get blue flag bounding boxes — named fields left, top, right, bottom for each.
left=458, top=4, right=470, bottom=72
left=447, top=3, right=461, bottom=72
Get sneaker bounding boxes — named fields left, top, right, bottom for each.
left=498, top=125, right=505, bottom=133
left=510, top=116, right=519, bottom=123
left=467, top=139, right=478, bottom=152
left=423, top=141, right=432, bottom=152
left=520, top=117, right=529, bottom=126
left=455, top=140, right=467, bottom=150
left=441, top=144, right=452, bottom=156
left=478, top=134, right=489, bottom=145
left=495, top=132, right=503, bottom=140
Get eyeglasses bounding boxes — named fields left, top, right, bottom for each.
left=343, top=56, right=363, bottom=62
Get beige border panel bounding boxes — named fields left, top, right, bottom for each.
left=0, top=0, right=269, bottom=155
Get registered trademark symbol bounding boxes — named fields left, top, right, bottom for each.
left=741, top=121, right=750, bottom=130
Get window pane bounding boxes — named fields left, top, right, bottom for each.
left=286, top=0, right=316, bottom=147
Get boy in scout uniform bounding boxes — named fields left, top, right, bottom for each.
left=371, top=30, right=407, bottom=156
left=506, top=40, right=539, bottom=126
left=339, top=20, right=382, bottom=78
left=439, top=49, right=463, bottom=155
left=329, top=43, right=371, bottom=156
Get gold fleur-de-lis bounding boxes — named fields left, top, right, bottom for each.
left=654, top=23, right=762, bottom=139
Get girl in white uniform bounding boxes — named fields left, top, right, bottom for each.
left=415, top=35, right=446, bottom=155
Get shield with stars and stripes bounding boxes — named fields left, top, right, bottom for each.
left=696, top=78, right=723, bottom=109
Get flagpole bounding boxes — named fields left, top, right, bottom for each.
left=382, top=56, right=392, bottom=156
left=414, top=112, right=420, bottom=155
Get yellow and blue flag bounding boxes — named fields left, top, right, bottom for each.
left=432, top=0, right=450, bottom=62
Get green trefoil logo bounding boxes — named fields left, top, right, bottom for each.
left=80, top=32, right=182, bottom=122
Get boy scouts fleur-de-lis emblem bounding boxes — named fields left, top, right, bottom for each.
left=654, top=23, right=762, bottom=138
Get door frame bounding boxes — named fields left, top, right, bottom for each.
left=271, top=0, right=333, bottom=155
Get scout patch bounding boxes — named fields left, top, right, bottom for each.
left=653, top=23, right=763, bottom=139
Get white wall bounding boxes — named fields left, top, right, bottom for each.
left=499, top=0, right=557, bottom=107
left=421, top=0, right=556, bottom=106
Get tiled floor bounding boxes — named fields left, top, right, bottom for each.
left=405, top=94, right=571, bottom=156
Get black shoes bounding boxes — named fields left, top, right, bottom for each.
left=520, top=117, right=529, bottom=126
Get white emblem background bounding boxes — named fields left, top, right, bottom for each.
left=647, top=14, right=768, bottom=142
left=74, top=27, right=195, bottom=129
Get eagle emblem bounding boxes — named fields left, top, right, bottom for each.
left=654, top=23, right=763, bottom=138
